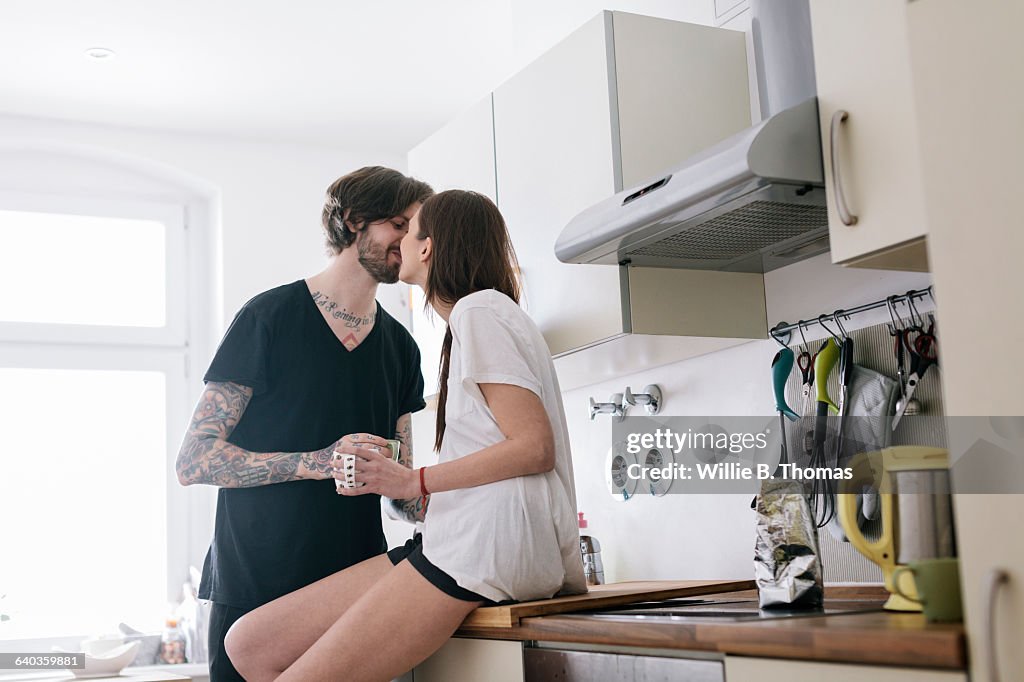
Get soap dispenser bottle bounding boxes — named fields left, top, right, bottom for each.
left=578, top=512, right=605, bottom=585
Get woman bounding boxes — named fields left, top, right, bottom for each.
left=225, top=190, right=586, bottom=681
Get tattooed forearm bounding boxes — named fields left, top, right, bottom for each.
left=300, top=447, right=335, bottom=478
left=386, top=413, right=429, bottom=523
left=391, top=494, right=429, bottom=523
left=395, top=413, right=413, bottom=469
left=309, top=290, right=375, bottom=329
left=175, top=382, right=332, bottom=488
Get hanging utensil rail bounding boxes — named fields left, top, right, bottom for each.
left=770, top=286, right=934, bottom=342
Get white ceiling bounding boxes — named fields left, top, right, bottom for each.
left=2, top=1, right=713, bottom=154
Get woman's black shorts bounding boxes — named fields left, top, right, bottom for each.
left=387, top=533, right=501, bottom=604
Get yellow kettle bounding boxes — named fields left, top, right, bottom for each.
left=839, top=446, right=955, bottom=611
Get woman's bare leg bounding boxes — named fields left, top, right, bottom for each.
left=225, top=554, right=394, bottom=682
left=276, top=560, right=482, bottom=682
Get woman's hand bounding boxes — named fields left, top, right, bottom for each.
left=333, top=443, right=420, bottom=499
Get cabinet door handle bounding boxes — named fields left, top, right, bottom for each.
left=984, top=568, right=1010, bottom=682
left=829, top=110, right=858, bottom=226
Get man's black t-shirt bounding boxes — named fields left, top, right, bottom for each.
left=197, top=280, right=425, bottom=610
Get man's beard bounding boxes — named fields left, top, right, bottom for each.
left=357, top=232, right=400, bottom=284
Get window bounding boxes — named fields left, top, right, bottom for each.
left=0, top=192, right=190, bottom=641
left=0, top=210, right=168, bottom=327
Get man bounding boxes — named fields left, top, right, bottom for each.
left=175, top=166, right=433, bottom=681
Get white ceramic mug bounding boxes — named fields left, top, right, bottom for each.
left=332, top=451, right=364, bottom=489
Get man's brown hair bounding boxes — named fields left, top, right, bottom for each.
left=322, top=166, right=433, bottom=254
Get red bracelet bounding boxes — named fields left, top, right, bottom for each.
left=419, top=466, right=430, bottom=497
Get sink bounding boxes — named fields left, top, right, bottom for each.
left=576, top=598, right=884, bottom=622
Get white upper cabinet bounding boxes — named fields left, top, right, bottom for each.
left=809, top=0, right=930, bottom=271
left=491, top=11, right=765, bottom=382
left=408, top=95, right=497, bottom=201
left=492, top=12, right=623, bottom=355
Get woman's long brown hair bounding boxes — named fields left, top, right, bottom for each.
left=416, top=190, right=522, bottom=451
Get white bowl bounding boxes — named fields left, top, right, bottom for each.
left=53, top=640, right=140, bottom=679
left=80, top=636, right=125, bottom=657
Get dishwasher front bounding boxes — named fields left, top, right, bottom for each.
left=524, top=644, right=725, bottom=682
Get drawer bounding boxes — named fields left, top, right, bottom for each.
left=525, top=646, right=723, bottom=682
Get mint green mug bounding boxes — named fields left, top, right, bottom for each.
left=892, top=558, right=963, bottom=622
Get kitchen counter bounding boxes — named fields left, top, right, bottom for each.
left=455, top=587, right=966, bottom=671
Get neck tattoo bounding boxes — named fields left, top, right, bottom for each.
left=310, top=291, right=376, bottom=329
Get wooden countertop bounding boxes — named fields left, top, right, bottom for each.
left=456, top=587, right=966, bottom=670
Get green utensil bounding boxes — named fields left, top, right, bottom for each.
left=811, top=337, right=842, bottom=526
left=772, top=348, right=800, bottom=421
left=814, top=337, right=841, bottom=414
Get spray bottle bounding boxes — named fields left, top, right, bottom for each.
left=578, top=512, right=604, bottom=585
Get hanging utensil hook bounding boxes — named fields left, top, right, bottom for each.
left=886, top=295, right=903, bottom=334
left=797, top=320, right=811, bottom=355
left=895, top=294, right=920, bottom=332
left=769, top=323, right=791, bottom=348
left=832, top=310, right=850, bottom=339
left=818, top=313, right=841, bottom=341
left=905, top=291, right=926, bottom=330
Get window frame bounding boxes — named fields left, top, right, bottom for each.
left=0, top=191, right=193, bottom=642
left=0, top=190, right=187, bottom=347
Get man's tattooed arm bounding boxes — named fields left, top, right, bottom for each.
left=386, top=412, right=429, bottom=523
left=175, top=382, right=334, bottom=487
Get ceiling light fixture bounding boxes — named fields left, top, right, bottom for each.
left=84, top=47, right=116, bottom=61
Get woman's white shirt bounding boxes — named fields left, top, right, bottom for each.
left=420, top=289, right=587, bottom=602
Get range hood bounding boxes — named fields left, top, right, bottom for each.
left=554, top=97, right=827, bottom=273
left=555, top=0, right=828, bottom=274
